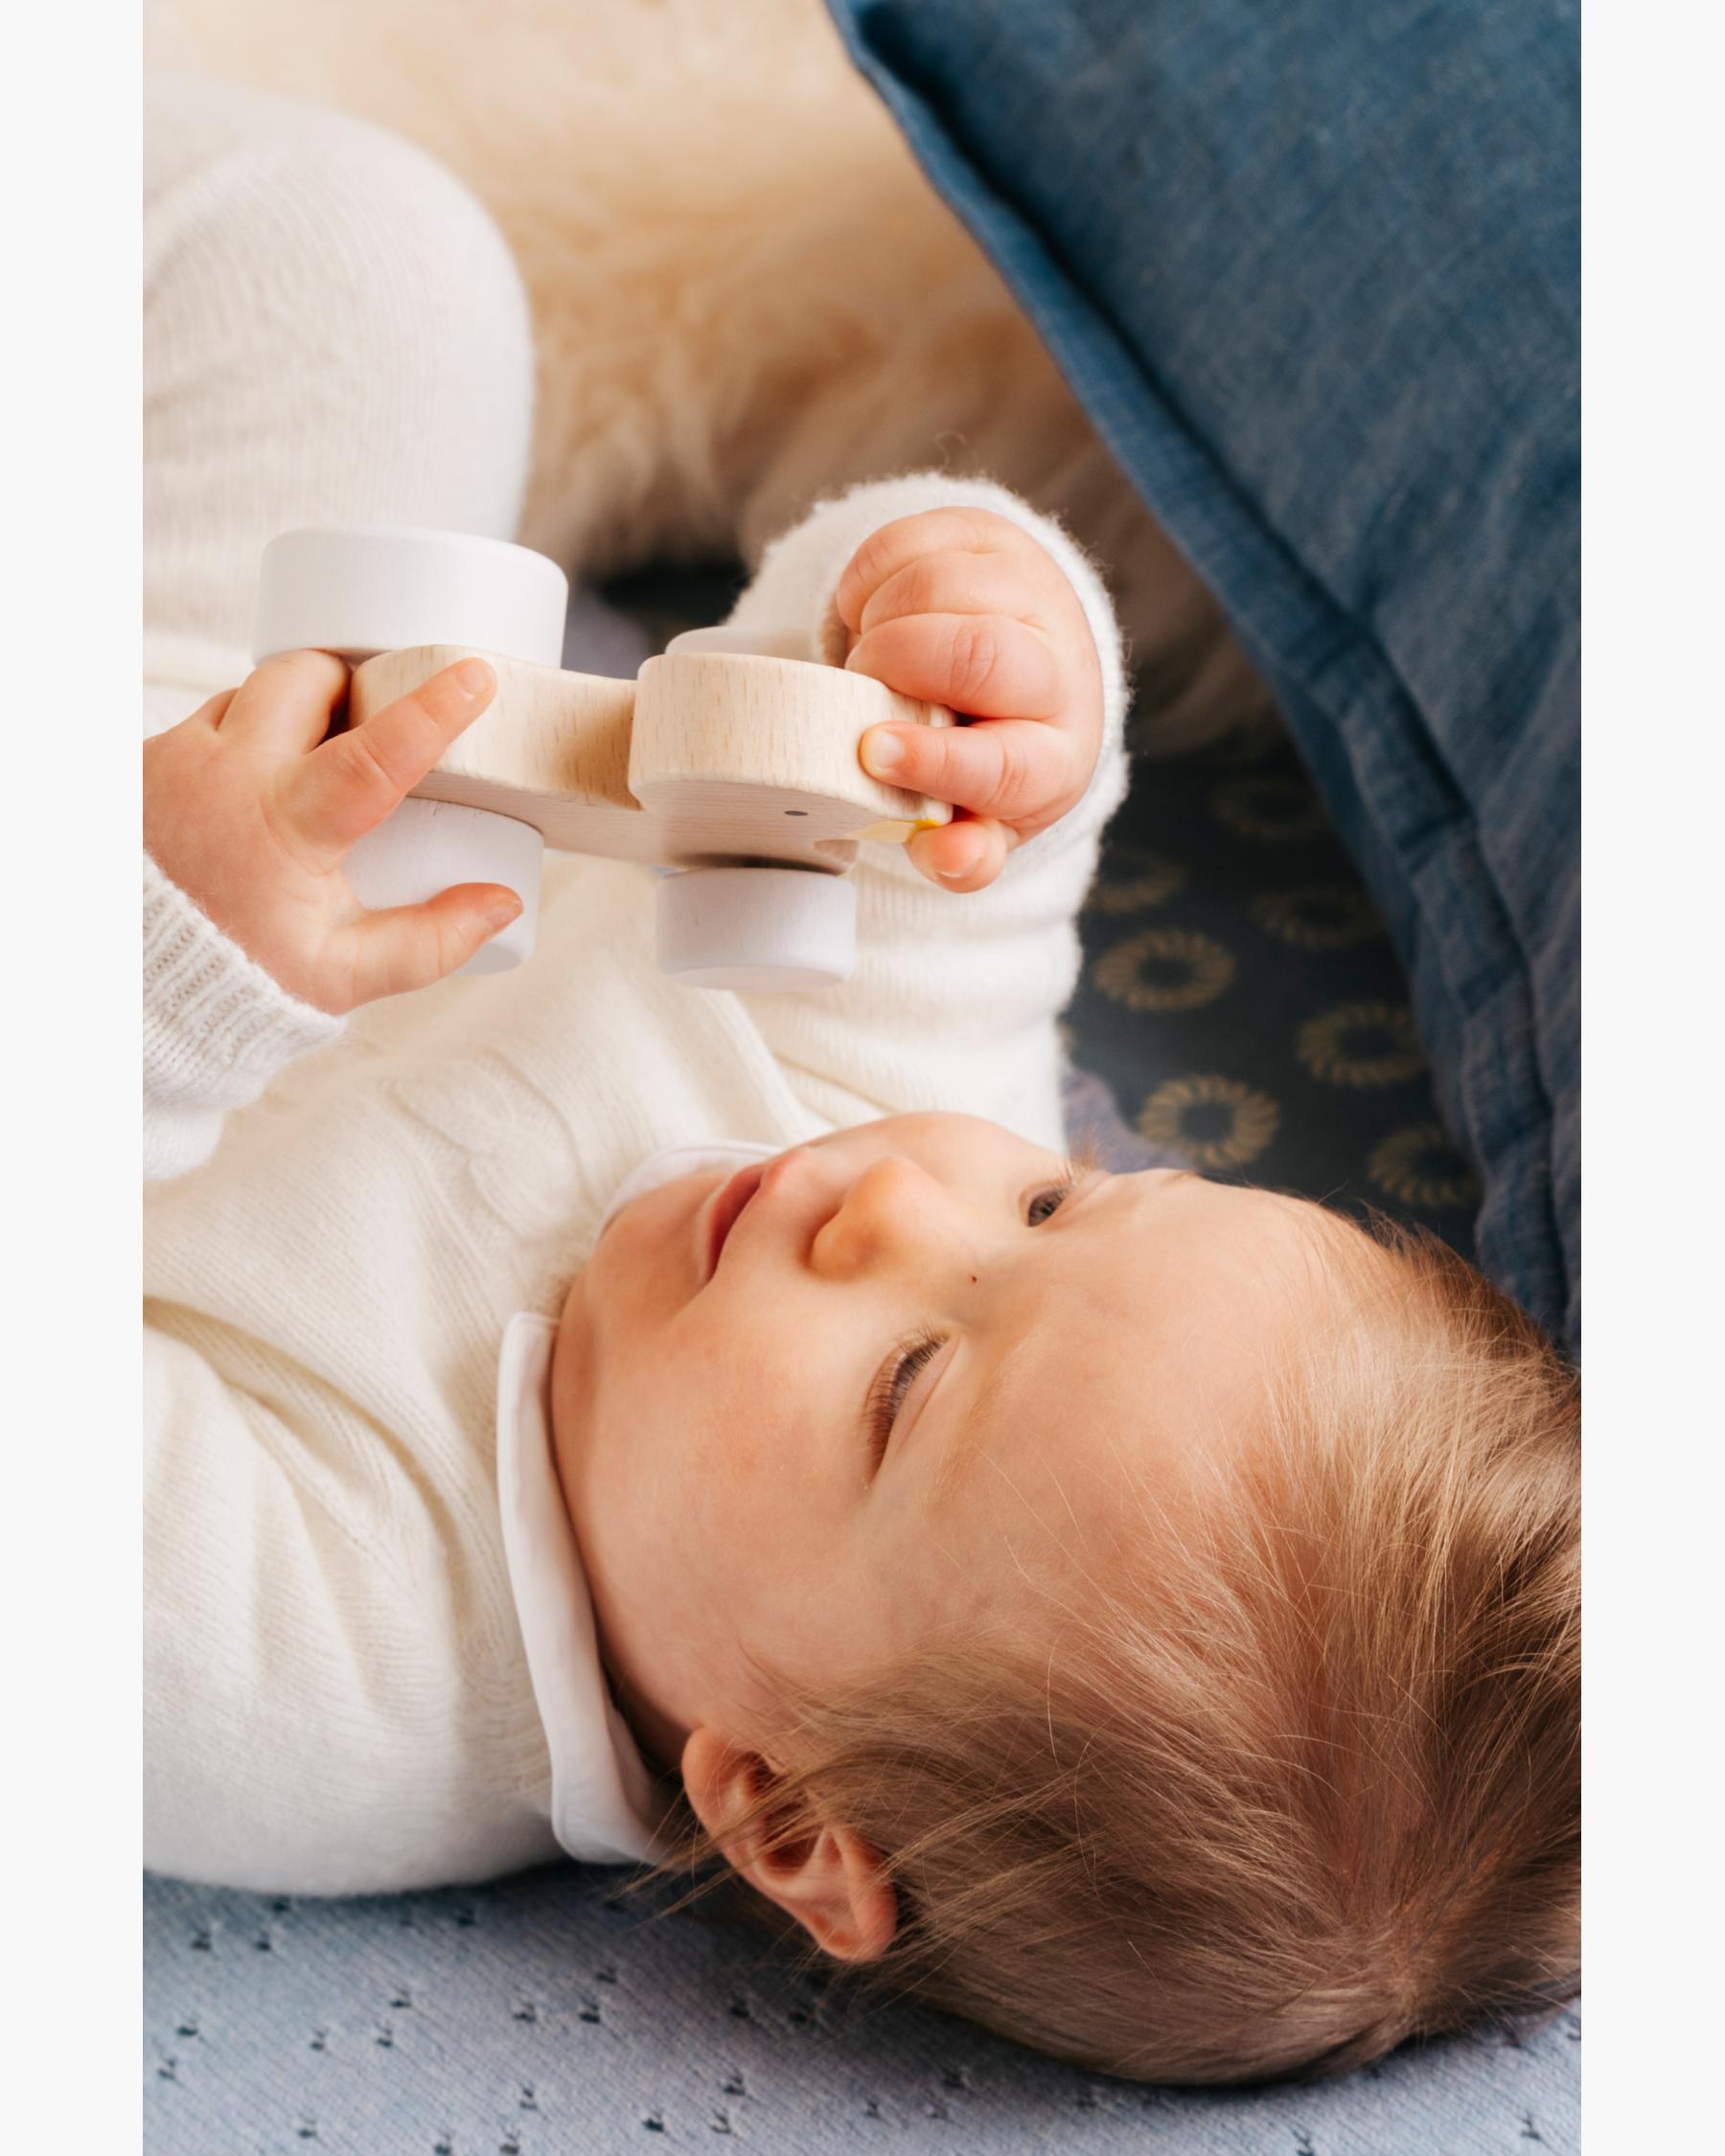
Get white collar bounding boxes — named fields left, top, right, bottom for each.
left=495, top=1312, right=669, bottom=1864
left=494, top=1140, right=778, bottom=1866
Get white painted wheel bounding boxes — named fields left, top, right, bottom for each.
left=655, top=866, right=856, bottom=992
left=253, top=526, right=568, bottom=666
left=343, top=797, right=543, bottom=976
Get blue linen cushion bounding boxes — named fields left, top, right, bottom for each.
left=824, top=0, right=1579, bottom=1350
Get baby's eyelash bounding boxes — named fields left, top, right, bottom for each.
left=1026, top=1148, right=1098, bottom=1226
left=864, top=1332, right=943, bottom=1473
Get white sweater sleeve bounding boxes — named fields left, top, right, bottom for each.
left=723, top=472, right=1131, bottom=1147
left=143, top=851, right=344, bottom=1181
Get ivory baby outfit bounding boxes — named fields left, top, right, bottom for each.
left=142, top=75, right=1129, bottom=1894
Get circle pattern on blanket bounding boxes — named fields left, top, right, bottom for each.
left=1064, top=697, right=1480, bottom=1258
left=1094, top=928, right=1235, bottom=1012
left=1210, top=773, right=1329, bottom=842
left=1137, top=1075, right=1280, bottom=1169
left=1369, top=1123, right=1483, bottom=1210
left=1296, top=1001, right=1425, bottom=1088
left=1251, top=885, right=1385, bottom=950
left=1085, top=846, right=1186, bottom=914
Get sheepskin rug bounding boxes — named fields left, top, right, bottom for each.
left=146, top=0, right=1269, bottom=745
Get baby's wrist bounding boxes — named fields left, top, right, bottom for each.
left=143, top=852, right=342, bottom=1109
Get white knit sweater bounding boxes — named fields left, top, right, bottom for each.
left=143, top=473, right=1129, bottom=1893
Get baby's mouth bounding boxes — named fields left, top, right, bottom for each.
left=704, top=1161, right=769, bottom=1282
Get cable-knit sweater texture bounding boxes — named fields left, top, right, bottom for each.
left=143, top=473, right=1129, bottom=1894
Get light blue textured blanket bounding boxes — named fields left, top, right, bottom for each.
left=145, top=1866, right=1578, bottom=2153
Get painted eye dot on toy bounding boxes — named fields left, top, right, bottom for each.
left=252, top=526, right=953, bottom=991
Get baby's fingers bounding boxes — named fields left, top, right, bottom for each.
left=280, top=657, right=496, bottom=862
left=218, top=650, right=350, bottom=753
left=861, top=713, right=1077, bottom=830
left=906, top=817, right=1015, bottom=892
left=846, top=611, right=1062, bottom=721
left=323, top=883, right=522, bottom=1011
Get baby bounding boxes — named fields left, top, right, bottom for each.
left=145, top=486, right=1579, bottom=2085
left=142, top=78, right=1578, bottom=2087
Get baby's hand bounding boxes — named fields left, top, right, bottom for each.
left=143, top=651, right=521, bottom=1014
left=835, top=507, right=1104, bottom=890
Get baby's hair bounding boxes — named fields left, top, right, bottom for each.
left=632, top=1209, right=1580, bottom=2084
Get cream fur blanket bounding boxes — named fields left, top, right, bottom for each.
left=146, top=0, right=1268, bottom=745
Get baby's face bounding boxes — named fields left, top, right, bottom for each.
left=550, top=1113, right=1335, bottom=1770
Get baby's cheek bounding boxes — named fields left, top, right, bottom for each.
left=683, top=1337, right=831, bottom=1520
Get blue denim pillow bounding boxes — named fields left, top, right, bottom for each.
left=826, top=0, right=1579, bottom=1351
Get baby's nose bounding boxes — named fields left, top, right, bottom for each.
left=811, top=1156, right=947, bottom=1279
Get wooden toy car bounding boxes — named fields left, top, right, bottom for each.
left=252, top=527, right=954, bottom=990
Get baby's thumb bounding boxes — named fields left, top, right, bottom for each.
left=340, top=884, right=522, bottom=1006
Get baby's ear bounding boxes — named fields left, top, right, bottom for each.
left=680, top=1726, right=896, bottom=1963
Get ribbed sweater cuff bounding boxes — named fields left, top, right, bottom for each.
left=143, top=852, right=344, bottom=1179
